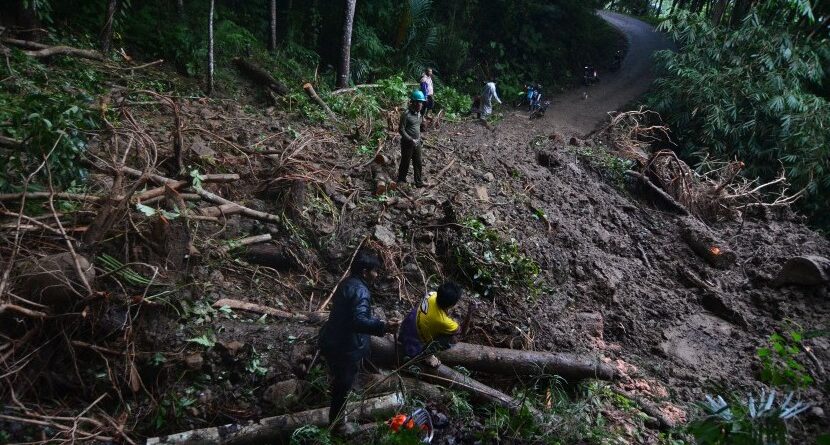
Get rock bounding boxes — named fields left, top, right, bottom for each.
left=263, top=379, right=305, bottom=409
left=191, top=139, right=216, bottom=159
left=480, top=211, right=497, bottom=226
left=373, top=225, right=397, bottom=247
left=809, top=406, right=825, bottom=419
left=537, top=150, right=560, bottom=168
left=474, top=186, right=490, bottom=202
left=772, top=255, right=830, bottom=287
left=576, top=312, right=604, bottom=339
left=569, top=137, right=581, bottom=146
left=483, top=172, right=495, bottom=182
left=185, top=353, right=204, bottom=370
left=217, top=340, right=246, bottom=358
left=18, top=252, right=96, bottom=308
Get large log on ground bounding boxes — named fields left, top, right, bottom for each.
left=773, top=255, right=830, bottom=287
left=232, top=57, right=288, bottom=95
left=680, top=221, right=736, bottom=269
left=436, top=342, right=619, bottom=381
left=146, top=392, right=402, bottom=445
left=371, top=337, right=616, bottom=381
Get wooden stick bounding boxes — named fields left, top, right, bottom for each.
left=193, top=187, right=281, bottom=224
left=211, top=298, right=326, bottom=324
left=0, top=304, right=48, bottom=318
left=0, top=192, right=100, bottom=202
left=218, top=234, right=272, bottom=254
left=317, top=236, right=367, bottom=311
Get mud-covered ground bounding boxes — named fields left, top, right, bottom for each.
left=102, top=95, right=829, bottom=442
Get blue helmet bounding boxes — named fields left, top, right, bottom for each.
left=410, top=90, right=427, bottom=102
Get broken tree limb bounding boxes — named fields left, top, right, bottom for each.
left=196, top=203, right=244, bottom=218
left=193, top=187, right=282, bottom=224
left=146, top=392, right=403, bottom=445
left=302, top=83, right=338, bottom=121
left=0, top=134, right=24, bottom=150
left=369, top=337, right=542, bottom=420
left=119, top=165, right=239, bottom=186
left=0, top=192, right=101, bottom=202
left=211, top=298, right=327, bottom=324
left=625, top=170, right=689, bottom=216
left=371, top=336, right=616, bottom=381
left=232, top=57, right=288, bottom=95
left=10, top=42, right=105, bottom=61
left=680, top=221, right=736, bottom=269
left=218, top=234, right=272, bottom=254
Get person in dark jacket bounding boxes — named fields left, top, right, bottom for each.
left=318, top=250, right=398, bottom=428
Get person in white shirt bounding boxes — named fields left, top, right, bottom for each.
left=480, top=81, right=502, bottom=117
left=419, top=68, right=435, bottom=124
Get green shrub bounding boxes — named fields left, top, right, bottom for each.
left=757, top=331, right=813, bottom=389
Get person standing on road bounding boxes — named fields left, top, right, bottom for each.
left=419, top=68, right=435, bottom=126
left=481, top=80, right=502, bottom=117
left=397, top=91, right=426, bottom=187
left=318, top=251, right=399, bottom=429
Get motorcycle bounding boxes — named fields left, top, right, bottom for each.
left=514, top=84, right=538, bottom=110
left=529, top=99, right=550, bottom=119
left=583, top=65, right=599, bottom=86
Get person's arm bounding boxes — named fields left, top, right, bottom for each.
left=350, top=287, right=386, bottom=336
left=399, top=113, right=414, bottom=143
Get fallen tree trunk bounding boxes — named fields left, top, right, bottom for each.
left=680, top=220, right=736, bottom=269
left=626, top=170, right=689, bottom=216
left=302, top=83, right=337, bottom=121
left=362, top=372, right=449, bottom=403
left=772, top=255, right=830, bottom=287
left=146, top=392, right=402, bottom=445
left=232, top=57, right=288, bottom=95
left=211, top=298, right=326, bottom=324
left=25, top=45, right=104, bottom=61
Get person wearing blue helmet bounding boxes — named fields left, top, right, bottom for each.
left=397, top=91, right=427, bottom=187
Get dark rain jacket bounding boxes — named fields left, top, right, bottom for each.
left=318, top=276, right=386, bottom=361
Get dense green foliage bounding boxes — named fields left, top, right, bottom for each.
left=645, top=4, right=830, bottom=227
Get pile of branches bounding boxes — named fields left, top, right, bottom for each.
left=604, top=108, right=804, bottom=222
left=0, top=87, right=341, bottom=441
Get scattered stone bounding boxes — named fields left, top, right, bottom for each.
left=809, top=406, right=825, bottom=419
left=373, top=225, right=397, bottom=247
left=474, top=186, right=490, bottom=202
left=263, top=379, right=305, bottom=409
left=217, top=340, right=245, bottom=358
left=484, top=172, right=495, bottom=182
left=185, top=353, right=204, bottom=371
left=569, top=136, right=581, bottom=146
left=480, top=211, right=497, bottom=226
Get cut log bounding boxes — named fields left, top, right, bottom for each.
left=625, top=170, right=689, bottom=216
left=362, top=372, right=449, bottom=403
left=211, top=298, right=326, bottom=324
left=772, top=255, right=830, bottom=287
left=2, top=38, right=104, bottom=61
left=370, top=337, right=616, bottom=381
left=302, top=83, right=338, bottom=121
left=197, top=203, right=244, bottom=218
left=146, top=392, right=402, bottom=445
left=680, top=221, right=736, bottom=269
left=232, top=57, right=288, bottom=95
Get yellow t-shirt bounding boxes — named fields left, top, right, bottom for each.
left=415, top=292, right=459, bottom=343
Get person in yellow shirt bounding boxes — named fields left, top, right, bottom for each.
left=399, top=282, right=463, bottom=363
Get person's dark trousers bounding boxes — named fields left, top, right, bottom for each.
left=421, top=95, right=434, bottom=119
left=326, top=356, right=360, bottom=426
left=397, top=138, right=423, bottom=186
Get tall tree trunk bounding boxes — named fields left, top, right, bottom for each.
left=176, top=0, right=185, bottom=19
left=100, top=0, right=119, bottom=54
left=207, top=0, right=215, bottom=95
left=710, top=0, right=728, bottom=24
left=269, top=0, right=277, bottom=52
left=730, top=0, right=754, bottom=26
left=336, top=0, right=357, bottom=89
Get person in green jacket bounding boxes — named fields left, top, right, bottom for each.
left=397, top=91, right=426, bottom=187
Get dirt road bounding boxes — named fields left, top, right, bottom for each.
left=540, top=11, right=673, bottom=136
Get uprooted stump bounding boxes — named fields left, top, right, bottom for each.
left=773, top=255, right=830, bottom=287
left=680, top=221, right=736, bottom=269
left=17, top=252, right=96, bottom=308
left=146, top=392, right=403, bottom=445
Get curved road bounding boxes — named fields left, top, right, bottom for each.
left=541, top=11, right=673, bottom=136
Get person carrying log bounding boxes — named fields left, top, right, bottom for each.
left=318, top=250, right=399, bottom=429
left=396, top=91, right=427, bottom=188
left=398, top=281, right=463, bottom=367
